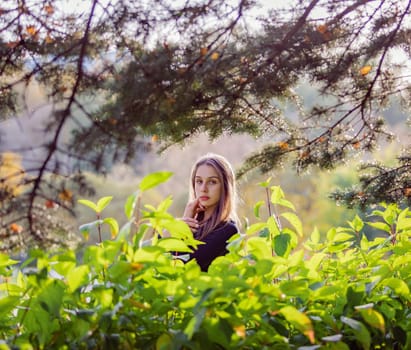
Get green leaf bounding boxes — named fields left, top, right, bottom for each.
left=348, top=215, right=364, bottom=232
left=258, top=177, right=272, bottom=187
left=124, top=191, right=139, bottom=220
left=270, top=186, right=284, bottom=203
left=274, top=233, right=291, bottom=257
left=67, top=265, right=90, bottom=292
left=77, top=199, right=98, bottom=212
left=281, top=212, right=303, bottom=236
left=253, top=200, right=264, bottom=218
left=396, top=209, right=411, bottom=231
left=381, top=278, right=410, bottom=300
left=280, top=280, right=309, bottom=299
left=157, top=238, right=193, bottom=253
left=366, top=221, right=391, bottom=233
left=247, top=236, right=272, bottom=259
left=139, top=171, right=173, bottom=191
left=0, top=295, right=20, bottom=318
left=310, top=227, right=320, bottom=244
left=267, top=216, right=280, bottom=236
left=117, top=221, right=132, bottom=241
left=103, top=217, right=119, bottom=239
left=185, top=307, right=206, bottom=339
left=79, top=220, right=102, bottom=240
left=245, top=222, right=267, bottom=236
left=96, top=196, right=113, bottom=213
left=0, top=253, right=19, bottom=267
left=280, top=306, right=314, bottom=343
left=156, top=333, right=173, bottom=350
left=360, top=308, right=385, bottom=333
left=277, top=198, right=296, bottom=211
left=341, top=316, right=370, bottom=350
left=332, top=232, right=355, bottom=243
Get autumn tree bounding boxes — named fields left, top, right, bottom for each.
left=0, top=0, right=410, bottom=249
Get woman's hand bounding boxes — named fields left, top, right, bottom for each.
left=182, top=198, right=205, bottom=232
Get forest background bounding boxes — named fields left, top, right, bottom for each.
left=1, top=79, right=408, bottom=246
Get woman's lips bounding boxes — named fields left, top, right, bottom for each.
left=199, top=196, right=209, bottom=201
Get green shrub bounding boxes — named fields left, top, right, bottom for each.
left=0, top=172, right=410, bottom=349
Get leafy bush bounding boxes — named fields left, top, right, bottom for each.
left=0, top=172, right=410, bottom=349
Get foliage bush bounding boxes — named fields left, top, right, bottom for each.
left=0, top=172, right=410, bottom=349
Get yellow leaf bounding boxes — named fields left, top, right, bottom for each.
left=360, top=65, right=372, bottom=76
left=44, top=4, right=54, bottom=15
left=59, top=189, right=73, bottom=202
left=151, top=134, right=159, bottom=142
left=26, top=25, right=37, bottom=36
left=211, top=52, right=219, bottom=60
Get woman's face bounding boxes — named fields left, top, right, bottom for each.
left=194, top=164, right=222, bottom=212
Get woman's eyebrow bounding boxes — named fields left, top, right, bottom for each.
left=195, top=176, right=219, bottom=179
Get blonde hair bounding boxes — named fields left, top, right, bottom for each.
left=189, top=153, right=238, bottom=239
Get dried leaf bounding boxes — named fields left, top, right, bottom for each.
left=26, top=25, right=37, bottom=37
left=45, top=34, right=54, bottom=44
left=277, top=141, right=289, bottom=150
left=317, top=24, right=328, bottom=34
left=360, top=65, right=372, bottom=76
left=211, top=52, right=219, bottom=60
left=10, top=223, right=23, bottom=234
left=59, top=189, right=73, bottom=202
left=44, top=4, right=54, bottom=15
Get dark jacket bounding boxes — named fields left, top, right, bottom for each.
left=189, top=220, right=238, bottom=272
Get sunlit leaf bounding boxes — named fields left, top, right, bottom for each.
left=103, top=217, right=119, bottom=239
left=280, top=306, right=314, bottom=343
left=367, top=221, right=391, bottom=233
left=79, top=220, right=102, bottom=240
left=0, top=253, right=19, bottom=267
left=381, top=278, right=410, bottom=300
left=139, top=171, right=173, bottom=191
left=96, top=196, right=113, bottom=213
left=78, top=199, right=98, bottom=212
left=157, top=238, right=193, bottom=252
left=360, top=308, right=385, bottom=333
left=253, top=200, right=264, bottom=218
left=258, top=177, right=271, bottom=187
left=67, top=265, right=90, bottom=292
left=281, top=212, right=303, bottom=236
left=125, top=191, right=139, bottom=220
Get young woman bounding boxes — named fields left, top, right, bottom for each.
left=181, top=153, right=239, bottom=271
